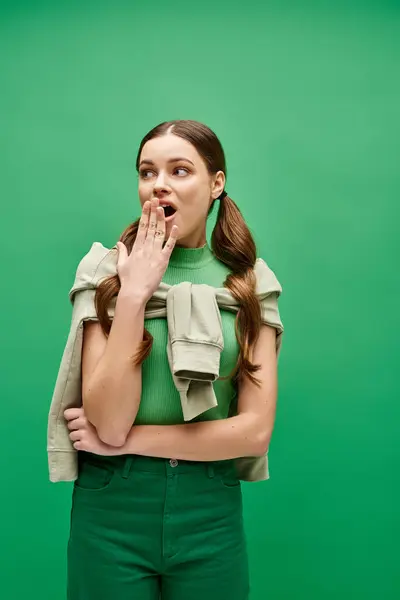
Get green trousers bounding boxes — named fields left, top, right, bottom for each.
left=67, top=452, right=250, bottom=600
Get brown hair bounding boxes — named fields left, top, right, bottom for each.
left=95, top=120, right=262, bottom=386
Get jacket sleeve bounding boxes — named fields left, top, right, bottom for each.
left=47, top=288, right=99, bottom=481
left=47, top=242, right=116, bottom=482
left=165, top=282, right=224, bottom=421
left=255, top=258, right=284, bottom=356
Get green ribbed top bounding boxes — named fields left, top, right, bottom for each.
left=135, top=243, right=240, bottom=425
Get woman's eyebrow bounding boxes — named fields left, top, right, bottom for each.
left=139, top=157, right=195, bottom=167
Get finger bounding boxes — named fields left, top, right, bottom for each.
left=64, top=408, right=84, bottom=421
left=69, top=430, right=82, bottom=442
left=153, top=206, right=166, bottom=251
left=135, top=201, right=151, bottom=247
left=67, top=417, right=87, bottom=430
left=116, top=241, right=128, bottom=264
left=144, top=199, right=158, bottom=247
left=162, top=225, right=179, bottom=259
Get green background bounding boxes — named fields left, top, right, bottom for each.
left=1, top=1, right=399, bottom=598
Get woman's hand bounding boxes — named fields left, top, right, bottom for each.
left=116, top=198, right=179, bottom=303
left=64, top=407, right=120, bottom=455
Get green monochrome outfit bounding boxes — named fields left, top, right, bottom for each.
left=48, top=242, right=284, bottom=600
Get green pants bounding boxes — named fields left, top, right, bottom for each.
left=67, top=452, right=250, bottom=600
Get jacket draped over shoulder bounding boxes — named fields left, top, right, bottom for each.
left=47, top=242, right=284, bottom=483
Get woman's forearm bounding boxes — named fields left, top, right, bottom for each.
left=83, top=289, right=146, bottom=447
left=116, top=414, right=271, bottom=461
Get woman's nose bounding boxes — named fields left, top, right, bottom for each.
left=154, top=170, right=169, bottom=190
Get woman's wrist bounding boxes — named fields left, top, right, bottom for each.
left=118, top=286, right=148, bottom=308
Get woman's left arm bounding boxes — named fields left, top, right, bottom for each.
left=120, top=324, right=278, bottom=461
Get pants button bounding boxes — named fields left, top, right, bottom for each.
left=169, top=459, right=178, bottom=467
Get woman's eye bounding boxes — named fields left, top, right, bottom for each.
left=139, top=167, right=189, bottom=179
left=174, top=167, right=189, bottom=176
left=139, top=170, right=154, bottom=179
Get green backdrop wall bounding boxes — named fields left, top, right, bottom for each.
left=1, top=1, right=399, bottom=599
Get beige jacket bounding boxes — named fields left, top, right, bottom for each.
left=47, top=242, right=284, bottom=483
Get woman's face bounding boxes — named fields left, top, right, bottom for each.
left=137, top=134, right=225, bottom=247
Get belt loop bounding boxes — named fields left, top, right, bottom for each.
left=207, top=464, right=215, bottom=479
left=122, top=456, right=134, bottom=479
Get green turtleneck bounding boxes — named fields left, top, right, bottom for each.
left=135, top=243, right=240, bottom=425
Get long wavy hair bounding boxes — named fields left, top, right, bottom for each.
left=95, top=120, right=262, bottom=386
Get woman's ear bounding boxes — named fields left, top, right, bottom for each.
left=211, top=170, right=226, bottom=200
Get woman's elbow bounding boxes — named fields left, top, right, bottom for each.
left=83, top=401, right=128, bottom=447
left=97, top=426, right=128, bottom=448
left=252, top=431, right=272, bottom=457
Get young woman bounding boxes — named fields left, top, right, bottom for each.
left=63, top=119, right=283, bottom=600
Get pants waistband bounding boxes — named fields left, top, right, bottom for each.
left=79, top=453, right=237, bottom=480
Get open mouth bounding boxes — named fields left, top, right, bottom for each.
left=161, top=204, right=177, bottom=219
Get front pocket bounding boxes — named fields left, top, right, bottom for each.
left=74, top=461, right=116, bottom=492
